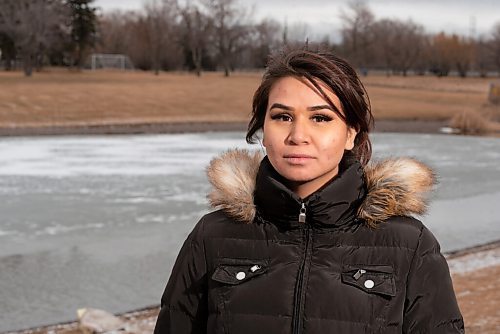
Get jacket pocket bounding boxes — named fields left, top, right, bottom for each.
left=341, top=263, right=396, bottom=298
left=210, top=258, right=270, bottom=334
left=211, top=258, right=269, bottom=285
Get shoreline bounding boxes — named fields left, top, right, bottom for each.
left=6, top=239, right=499, bottom=334
left=0, top=119, right=450, bottom=137
left=445, top=239, right=500, bottom=259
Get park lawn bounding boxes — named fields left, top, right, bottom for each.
left=0, top=69, right=494, bottom=127
left=362, top=75, right=491, bottom=120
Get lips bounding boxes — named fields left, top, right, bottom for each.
left=283, top=154, right=315, bottom=164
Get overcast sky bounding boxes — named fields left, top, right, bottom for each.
left=94, top=0, right=500, bottom=42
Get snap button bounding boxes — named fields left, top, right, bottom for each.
left=236, top=271, right=246, bottom=280
left=250, top=265, right=261, bottom=272
left=364, top=279, right=375, bottom=289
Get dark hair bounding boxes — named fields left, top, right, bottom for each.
left=246, top=48, right=374, bottom=166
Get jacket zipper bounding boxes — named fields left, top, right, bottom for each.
left=298, top=202, right=306, bottom=223
left=292, top=202, right=312, bottom=334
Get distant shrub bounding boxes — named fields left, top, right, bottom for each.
left=449, top=110, right=490, bottom=135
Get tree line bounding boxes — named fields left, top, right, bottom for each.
left=0, top=0, right=96, bottom=76
left=1, top=0, right=500, bottom=77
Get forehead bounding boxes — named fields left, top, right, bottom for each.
left=268, top=76, right=340, bottom=105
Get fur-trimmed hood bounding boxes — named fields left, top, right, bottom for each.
left=206, top=149, right=436, bottom=226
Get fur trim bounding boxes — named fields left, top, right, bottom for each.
left=358, top=158, right=436, bottom=227
left=206, top=149, right=436, bottom=225
left=206, top=149, right=263, bottom=224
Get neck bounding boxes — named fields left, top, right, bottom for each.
left=288, top=181, right=316, bottom=199
left=287, top=166, right=340, bottom=199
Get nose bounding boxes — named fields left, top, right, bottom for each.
left=286, top=117, right=309, bottom=145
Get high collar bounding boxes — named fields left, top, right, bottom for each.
left=206, top=148, right=436, bottom=227
left=253, top=154, right=366, bottom=229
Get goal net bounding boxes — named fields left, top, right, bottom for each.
left=88, top=54, right=134, bottom=70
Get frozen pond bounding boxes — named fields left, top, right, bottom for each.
left=0, top=132, right=499, bottom=331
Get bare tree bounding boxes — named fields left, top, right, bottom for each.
left=98, top=10, right=153, bottom=69
left=411, top=35, right=433, bottom=75
left=127, top=14, right=160, bottom=70
left=0, top=32, right=16, bottom=70
left=428, top=33, right=454, bottom=76
left=371, top=19, right=425, bottom=76
left=180, top=2, right=212, bottom=76
left=473, top=37, right=491, bottom=77
left=98, top=8, right=185, bottom=72
left=98, top=11, right=136, bottom=54
left=202, top=0, right=253, bottom=76
left=490, top=22, right=500, bottom=76
left=340, top=0, right=374, bottom=70
left=453, top=36, right=473, bottom=77
left=143, top=0, right=179, bottom=75
left=250, top=18, right=281, bottom=68
left=371, top=19, right=397, bottom=73
left=0, top=0, right=68, bottom=76
left=429, top=33, right=473, bottom=77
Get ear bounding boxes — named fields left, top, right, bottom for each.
left=261, top=135, right=266, bottom=147
left=344, top=127, right=358, bottom=150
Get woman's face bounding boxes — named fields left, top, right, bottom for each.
left=262, top=76, right=357, bottom=199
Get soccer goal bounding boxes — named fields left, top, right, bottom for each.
left=88, top=53, right=134, bottom=70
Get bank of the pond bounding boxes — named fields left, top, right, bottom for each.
left=0, top=119, right=449, bottom=137
left=7, top=241, right=500, bottom=334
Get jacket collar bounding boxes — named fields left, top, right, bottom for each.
left=253, top=154, right=365, bottom=229
left=206, top=149, right=436, bottom=228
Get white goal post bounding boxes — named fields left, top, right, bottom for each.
left=89, top=53, right=134, bottom=70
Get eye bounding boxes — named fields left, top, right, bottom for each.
left=270, top=113, right=292, bottom=122
left=311, top=114, right=333, bottom=123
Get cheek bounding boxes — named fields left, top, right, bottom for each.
left=318, top=133, right=349, bottom=160
left=263, top=122, right=285, bottom=148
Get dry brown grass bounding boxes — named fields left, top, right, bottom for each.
left=0, top=69, right=495, bottom=128
left=446, top=102, right=500, bottom=135
left=0, top=70, right=261, bottom=127
left=449, top=110, right=490, bottom=135
left=362, top=75, right=489, bottom=120
left=453, top=265, right=500, bottom=333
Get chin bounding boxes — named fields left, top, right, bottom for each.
left=276, top=168, right=317, bottom=183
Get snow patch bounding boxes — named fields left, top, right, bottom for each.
left=0, top=230, right=15, bottom=237
left=447, top=248, right=500, bottom=274
left=34, top=223, right=105, bottom=236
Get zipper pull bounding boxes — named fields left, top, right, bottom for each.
left=298, top=202, right=306, bottom=223
left=353, top=269, right=366, bottom=280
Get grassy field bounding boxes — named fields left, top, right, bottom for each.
left=0, top=69, right=498, bottom=128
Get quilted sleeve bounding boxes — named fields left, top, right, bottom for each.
left=402, top=226, right=465, bottom=333
left=154, top=217, right=208, bottom=334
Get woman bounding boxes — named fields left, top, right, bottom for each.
left=154, top=49, right=464, bottom=333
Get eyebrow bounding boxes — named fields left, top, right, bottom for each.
left=269, top=103, right=334, bottom=111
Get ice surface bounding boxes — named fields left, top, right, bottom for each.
left=0, top=133, right=255, bottom=176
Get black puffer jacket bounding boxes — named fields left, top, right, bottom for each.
left=154, top=149, right=464, bottom=334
